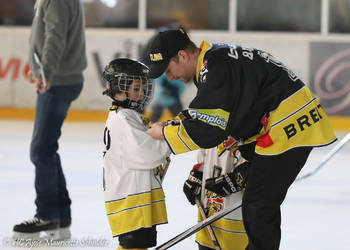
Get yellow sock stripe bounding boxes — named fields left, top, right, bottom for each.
left=105, top=188, right=164, bottom=215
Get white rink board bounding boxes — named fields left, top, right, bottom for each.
left=1, top=27, right=350, bottom=110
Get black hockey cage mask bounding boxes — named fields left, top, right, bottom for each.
left=102, top=58, right=154, bottom=113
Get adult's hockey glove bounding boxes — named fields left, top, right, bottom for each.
left=183, top=163, right=203, bottom=205
left=205, top=162, right=250, bottom=197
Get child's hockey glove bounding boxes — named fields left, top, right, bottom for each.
left=183, top=163, right=203, bottom=205
left=205, top=162, right=250, bottom=197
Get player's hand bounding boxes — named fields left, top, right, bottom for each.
left=205, top=162, right=250, bottom=197
left=35, top=77, right=51, bottom=94
left=183, top=163, right=203, bottom=205
left=147, top=122, right=165, bottom=140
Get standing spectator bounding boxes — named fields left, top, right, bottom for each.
left=150, top=72, right=185, bottom=122
left=13, top=0, right=87, bottom=240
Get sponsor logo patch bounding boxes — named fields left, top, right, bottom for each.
left=199, top=60, right=208, bottom=83
left=188, top=109, right=228, bottom=130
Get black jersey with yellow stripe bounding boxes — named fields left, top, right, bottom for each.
left=163, top=41, right=336, bottom=155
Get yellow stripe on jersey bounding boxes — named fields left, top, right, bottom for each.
left=107, top=200, right=167, bottom=237
left=105, top=188, right=165, bottom=214
left=105, top=188, right=167, bottom=236
left=213, top=218, right=246, bottom=233
left=163, top=122, right=200, bottom=154
left=196, top=41, right=212, bottom=83
left=253, top=86, right=336, bottom=155
left=178, top=122, right=200, bottom=150
left=266, top=86, right=318, bottom=127
left=196, top=215, right=247, bottom=250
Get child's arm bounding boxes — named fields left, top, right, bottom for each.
left=121, top=114, right=171, bottom=170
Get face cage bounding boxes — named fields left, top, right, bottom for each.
left=107, top=74, right=154, bottom=112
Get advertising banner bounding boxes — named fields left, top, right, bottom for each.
left=310, top=42, right=350, bottom=116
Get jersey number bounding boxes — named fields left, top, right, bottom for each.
left=103, top=127, right=111, bottom=191
left=103, top=127, right=111, bottom=153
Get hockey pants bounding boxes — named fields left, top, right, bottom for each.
left=242, top=146, right=312, bottom=250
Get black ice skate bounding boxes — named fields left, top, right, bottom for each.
left=60, top=218, right=72, bottom=228
left=13, top=217, right=71, bottom=240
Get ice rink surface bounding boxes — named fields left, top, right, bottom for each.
left=0, top=119, right=349, bottom=250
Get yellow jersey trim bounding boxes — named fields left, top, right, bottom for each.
left=105, top=188, right=165, bottom=214
left=196, top=213, right=247, bottom=250
left=163, top=122, right=200, bottom=154
left=253, top=86, right=337, bottom=155
left=105, top=188, right=168, bottom=236
left=196, top=41, right=212, bottom=83
left=107, top=200, right=167, bottom=237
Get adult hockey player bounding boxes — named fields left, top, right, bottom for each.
left=102, top=58, right=170, bottom=249
left=183, top=144, right=249, bottom=250
left=146, top=29, right=336, bottom=250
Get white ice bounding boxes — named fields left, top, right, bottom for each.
left=0, top=119, right=349, bottom=250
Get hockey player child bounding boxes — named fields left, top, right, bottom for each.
left=183, top=140, right=249, bottom=250
left=102, top=58, right=171, bottom=250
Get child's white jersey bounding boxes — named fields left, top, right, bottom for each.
left=196, top=148, right=248, bottom=249
left=103, top=108, right=170, bottom=237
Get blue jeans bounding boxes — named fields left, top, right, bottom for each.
left=30, top=83, right=83, bottom=222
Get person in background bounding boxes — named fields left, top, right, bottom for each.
left=13, top=0, right=87, bottom=240
left=150, top=72, right=185, bottom=123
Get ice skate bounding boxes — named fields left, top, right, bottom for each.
left=12, top=217, right=71, bottom=241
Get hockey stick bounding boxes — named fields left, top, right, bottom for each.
left=296, top=132, right=350, bottom=182
left=155, top=201, right=242, bottom=250
left=195, top=197, right=221, bottom=250
left=160, top=157, right=171, bottom=182
left=33, top=52, right=47, bottom=90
